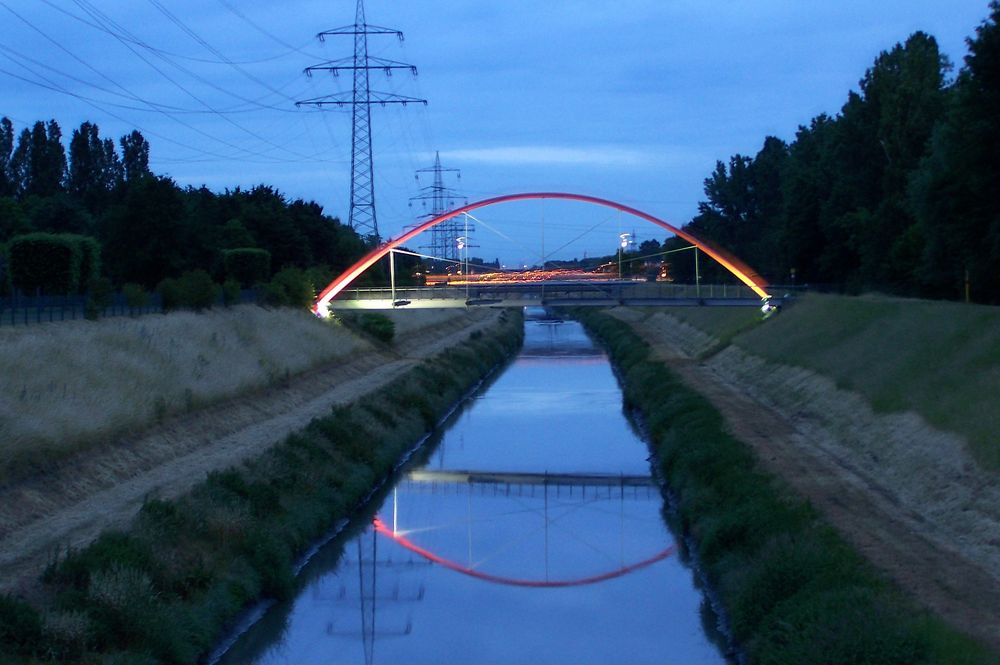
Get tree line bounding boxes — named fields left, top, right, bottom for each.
left=665, top=3, right=1000, bottom=304
left=0, top=117, right=369, bottom=305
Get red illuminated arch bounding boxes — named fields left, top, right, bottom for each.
left=372, top=517, right=674, bottom=588
left=314, top=192, right=770, bottom=314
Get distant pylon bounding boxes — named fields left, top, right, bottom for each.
left=410, top=151, right=468, bottom=262
left=296, top=0, right=426, bottom=242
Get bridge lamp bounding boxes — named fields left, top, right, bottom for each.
left=618, top=233, right=631, bottom=279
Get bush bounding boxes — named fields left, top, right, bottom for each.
left=752, top=586, right=929, bottom=665
left=123, top=282, right=150, bottom=310
left=178, top=270, right=218, bottom=311
left=85, top=276, right=114, bottom=320
left=223, top=248, right=270, bottom=288
left=263, top=267, right=312, bottom=308
left=7, top=232, right=82, bottom=295
left=0, top=243, right=7, bottom=296
left=222, top=278, right=241, bottom=306
left=0, top=594, right=43, bottom=657
left=358, top=312, right=394, bottom=343
left=6, top=232, right=102, bottom=296
left=76, top=235, right=101, bottom=287
left=158, top=270, right=219, bottom=312
left=157, top=277, right=181, bottom=312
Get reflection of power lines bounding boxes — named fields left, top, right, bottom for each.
left=318, top=529, right=427, bottom=665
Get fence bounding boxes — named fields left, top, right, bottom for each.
left=0, top=289, right=259, bottom=327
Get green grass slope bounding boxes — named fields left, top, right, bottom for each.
left=665, top=293, right=1000, bottom=470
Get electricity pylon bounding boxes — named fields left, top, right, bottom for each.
left=410, top=151, right=468, bottom=262
left=296, top=0, right=425, bottom=242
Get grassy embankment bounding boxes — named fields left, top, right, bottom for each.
left=576, top=308, right=992, bottom=665
left=0, top=306, right=466, bottom=483
left=666, top=292, right=1000, bottom=470
left=0, top=309, right=523, bottom=664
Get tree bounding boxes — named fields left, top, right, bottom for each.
left=0, top=117, right=14, bottom=197
left=9, top=120, right=66, bottom=199
left=638, top=238, right=661, bottom=255
left=100, top=176, right=190, bottom=286
left=911, top=2, right=1000, bottom=302
left=21, top=194, right=94, bottom=236
left=225, top=186, right=311, bottom=270
left=0, top=197, right=30, bottom=243
left=223, top=248, right=271, bottom=287
left=854, top=32, right=950, bottom=288
left=219, top=218, right=255, bottom=249
left=120, top=130, right=151, bottom=183
left=687, top=137, right=788, bottom=283
left=68, top=122, right=122, bottom=210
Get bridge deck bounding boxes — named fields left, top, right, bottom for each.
left=330, top=282, right=765, bottom=309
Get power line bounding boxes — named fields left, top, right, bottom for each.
left=296, top=0, right=426, bottom=241
left=61, top=0, right=326, bottom=163
left=215, top=0, right=321, bottom=60
left=66, top=0, right=302, bottom=115
left=0, top=5, right=333, bottom=167
left=146, top=0, right=300, bottom=104
left=0, top=62, right=298, bottom=166
left=39, top=0, right=316, bottom=66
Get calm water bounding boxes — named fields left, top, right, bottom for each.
left=217, top=309, right=728, bottom=665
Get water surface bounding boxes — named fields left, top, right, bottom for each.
left=219, top=309, right=728, bottom=665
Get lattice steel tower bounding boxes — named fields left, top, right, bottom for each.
left=296, top=0, right=426, bottom=241
left=410, top=151, right=469, bottom=262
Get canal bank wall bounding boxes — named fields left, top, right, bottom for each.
left=576, top=309, right=993, bottom=665
left=0, top=310, right=524, bottom=664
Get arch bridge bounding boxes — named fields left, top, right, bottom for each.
left=313, top=193, right=772, bottom=315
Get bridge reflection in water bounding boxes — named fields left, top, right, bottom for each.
left=217, top=311, right=729, bottom=665
left=330, top=469, right=673, bottom=665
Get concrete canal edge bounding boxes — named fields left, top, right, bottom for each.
left=575, top=308, right=994, bottom=665
left=0, top=310, right=524, bottom=664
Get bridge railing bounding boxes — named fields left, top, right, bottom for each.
left=334, top=282, right=762, bottom=302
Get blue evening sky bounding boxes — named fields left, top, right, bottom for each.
left=0, top=1, right=991, bottom=266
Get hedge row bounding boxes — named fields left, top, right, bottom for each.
left=0, top=309, right=523, bottom=664
left=575, top=309, right=991, bottom=665
left=6, top=233, right=100, bottom=295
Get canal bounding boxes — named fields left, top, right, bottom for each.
left=216, top=309, right=729, bottom=664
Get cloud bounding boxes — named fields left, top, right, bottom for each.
left=442, top=145, right=654, bottom=168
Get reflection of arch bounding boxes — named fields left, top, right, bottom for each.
left=372, top=517, right=674, bottom=588
left=314, top=192, right=771, bottom=314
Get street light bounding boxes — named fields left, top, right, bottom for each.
left=618, top=233, right=631, bottom=279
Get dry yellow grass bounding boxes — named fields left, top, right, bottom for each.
left=0, top=306, right=477, bottom=481
left=0, top=306, right=373, bottom=479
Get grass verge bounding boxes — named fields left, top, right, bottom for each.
left=0, top=306, right=369, bottom=485
left=664, top=293, right=1000, bottom=470
left=576, top=308, right=994, bottom=665
left=0, top=310, right=523, bottom=665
